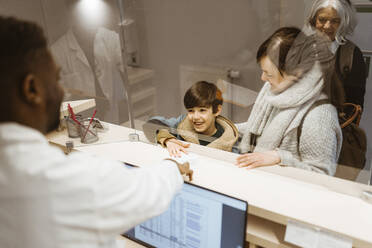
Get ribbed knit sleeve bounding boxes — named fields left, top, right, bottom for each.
left=277, top=104, right=342, bottom=175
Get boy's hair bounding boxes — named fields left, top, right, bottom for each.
left=184, top=81, right=223, bottom=114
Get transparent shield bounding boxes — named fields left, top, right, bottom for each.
left=116, top=0, right=372, bottom=190
left=120, top=0, right=281, bottom=147
left=41, top=0, right=138, bottom=147
left=2, top=0, right=372, bottom=195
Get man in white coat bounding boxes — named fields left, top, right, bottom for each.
left=0, top=16, right=192, bottom=248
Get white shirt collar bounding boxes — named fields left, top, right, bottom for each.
left=330, top=41, right=340, bottom=54
left=0, top=122, right=47, bottom=145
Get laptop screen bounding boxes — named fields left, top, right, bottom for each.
left=124, top=181, right=247, bottom=248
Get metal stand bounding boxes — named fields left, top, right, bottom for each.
left=129, top=133, right=140, bottom=142
left=65, top=141, right=74, bottom=154
left=362, top=190, right=372, bottom=203
left=116, top=0, right=140, bottom=141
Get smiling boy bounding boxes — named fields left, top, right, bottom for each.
left=146, top=81, right=239, bottom=157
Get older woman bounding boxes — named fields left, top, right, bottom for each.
left=236, top=27, right=342, bottom=175
left=306, top=0, right=366, bottom=109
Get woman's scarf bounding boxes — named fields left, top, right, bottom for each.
left=239, top=62, right=325, bottom=153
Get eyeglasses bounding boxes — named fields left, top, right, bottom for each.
left=316, top=17, right=341, bottom=26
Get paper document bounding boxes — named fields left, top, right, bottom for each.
left=172, top=153, right=200, bottom=168
left=285, top=220, right=352, bottom=248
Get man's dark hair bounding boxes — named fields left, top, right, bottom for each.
left=184, top=81, right=223, bottom=114
left=0, top=16, right=48, bottom=91
left=256, top=27, right=301, bottom=74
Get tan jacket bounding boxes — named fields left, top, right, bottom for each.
left=157, top=116, right=239, bottom=152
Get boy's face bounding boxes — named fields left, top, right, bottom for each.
left=186, top=105, right=221, bottom=135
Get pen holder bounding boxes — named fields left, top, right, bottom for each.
left=87, top=117, right=104, bottom=131
left=80, top=118, right=99, bottom=144
left=66, top=115, right=82, bottom=138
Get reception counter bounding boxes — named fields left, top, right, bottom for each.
left=47, top=121, right=372, bottom=248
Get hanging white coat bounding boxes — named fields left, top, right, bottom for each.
left=51, top=28, right=127, bottom=123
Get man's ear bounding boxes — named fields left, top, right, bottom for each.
left=20, top=74, right=43, bottom=105
left=214, top=105, right=222, bottom=116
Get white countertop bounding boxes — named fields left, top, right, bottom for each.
left=48, top=122, right=372, bottom=248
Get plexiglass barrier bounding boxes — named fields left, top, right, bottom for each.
left=2, top=0, right=372, bottom=193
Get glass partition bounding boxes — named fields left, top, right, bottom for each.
left=1, top=0, right=138, bottom=143
left=43, top=0, right=128, bottom=125
left=120, top=0, right=280, bottom=138
left=117, top=0, right=372, bottom=188
left=350, top=3, right=372, bottom=185
left=1, top=0, right=372, bottom=192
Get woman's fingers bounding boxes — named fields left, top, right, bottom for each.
left=236, top=150, right=280, bottom=169
left=244, top=161, right=261, bottom=170
left=236, top=154, right=264, bottom=168
left=236, top=154, right=255, bottom=167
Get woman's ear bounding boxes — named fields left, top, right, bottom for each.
left=214, top=105, right=222, bottom=116
left=20, top=74, right=43, bottom=105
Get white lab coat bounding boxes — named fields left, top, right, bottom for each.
left=0, top=123, right=183, bottom=248
left=51, top=28, right=126, bottom=123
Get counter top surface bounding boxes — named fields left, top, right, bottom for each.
left=48, top=121, right=372, bottom=247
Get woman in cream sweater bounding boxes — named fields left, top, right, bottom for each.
left=237, top=27, right=342, bottom=176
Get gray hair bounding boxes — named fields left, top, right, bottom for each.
left=306, top=0, right=357, bottom=44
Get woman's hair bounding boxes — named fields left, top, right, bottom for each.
left=306, top=0, right=357, bottom=44
left=256, top=26, right=337, bottom=102
left=256, top=27, right=301, bottom=74
left=184, top=81, right=223, bottom=114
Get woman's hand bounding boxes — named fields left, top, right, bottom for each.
left=236, top=150, right=281, bottom=169
left=165, top=138, right=190, bottom=157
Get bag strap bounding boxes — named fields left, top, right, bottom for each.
left=297, top=99, right=330, bottom=158
left=340, top=103, right=362, bottom=128
left=338, top=41, right=355, bottom=79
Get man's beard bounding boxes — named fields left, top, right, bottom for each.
left=47, top=112, right=61, bottom=133
left=46, top=99, right=62, bottom=133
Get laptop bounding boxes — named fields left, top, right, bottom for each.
left=123, top=163, right=248, bottom=248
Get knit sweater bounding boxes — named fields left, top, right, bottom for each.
left=238, top=63, right=342, bottom=175
left=153, top=115, right=239, bottom=152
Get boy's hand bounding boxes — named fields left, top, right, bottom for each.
left=165, top=138, right=190, bottom=158
left=236, top=150, right=281, bottom=169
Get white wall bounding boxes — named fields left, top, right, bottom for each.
left=0, top=0, right=46, bottom=31
left=279, top=0, right=318, bottom=27
left=128, top=0, right=281, bottom=117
